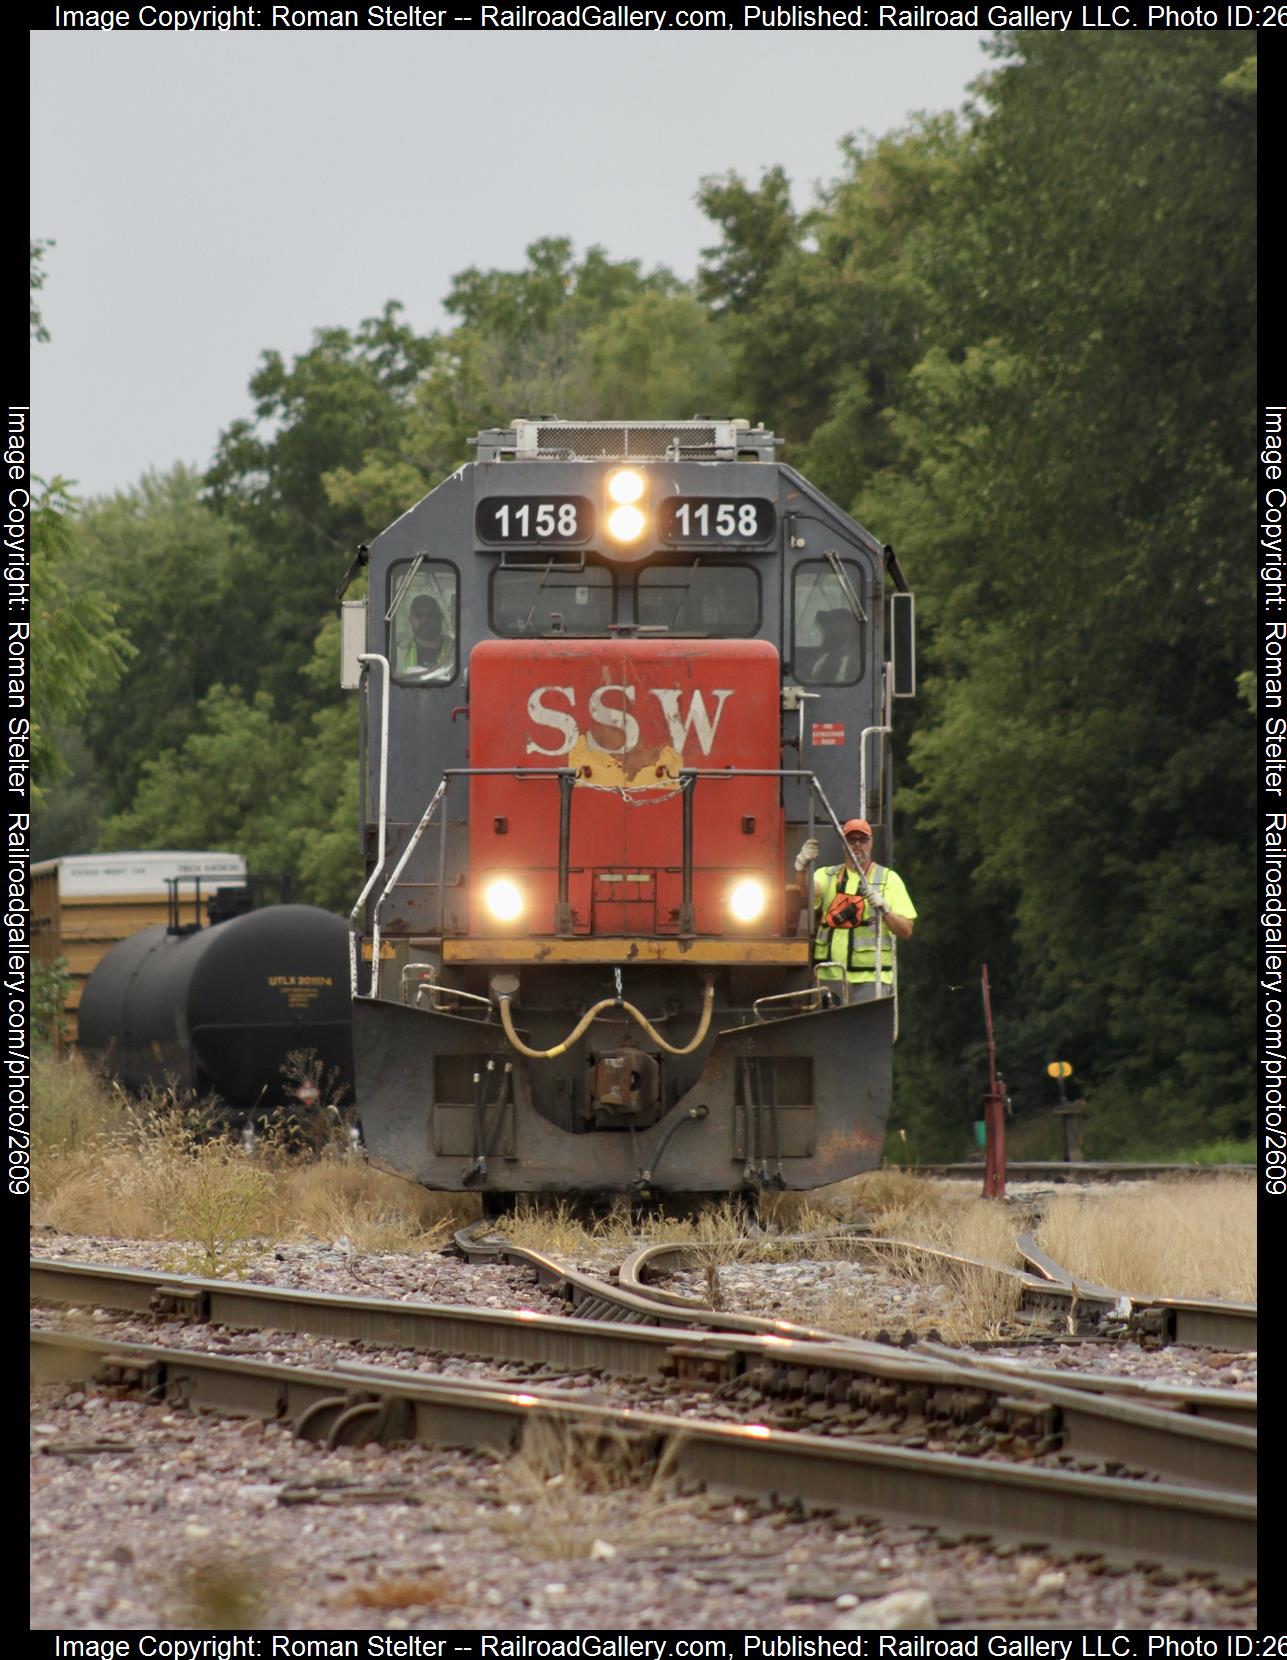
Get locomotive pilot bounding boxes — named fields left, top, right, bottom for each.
left=795, top=818, right=916, bottom=1005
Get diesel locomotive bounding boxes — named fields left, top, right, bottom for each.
left=343, top=419, right=914, bottom=1201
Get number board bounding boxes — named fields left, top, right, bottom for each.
left=476, top=497, right=593, bottom=545
left=659, top=497, right=776, bottom=545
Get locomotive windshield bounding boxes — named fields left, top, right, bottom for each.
left=635, top=562, right=759, bottom=635
left=491, top=563, right=615, bottom=635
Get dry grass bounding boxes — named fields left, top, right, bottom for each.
left=34, top=1054, right=1256, bottom=1310
left=31, top=1050, right=471, bottom=1264
left=31, top=1049, right=123, bottom=1156
left=493, top=1198, right=638, bottom=1258
left=495, top=1197, right=757, bottom=1266
left=1037, top=1178, right=1256, bottom=1302
left=490, top=1419, right=687, bottom=1562
left=274, top=1158, right=463, bottom=1253
left=783, top=1172, right=1026, bottom=1341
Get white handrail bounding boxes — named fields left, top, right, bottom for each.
left=368, top=779, right=449, bottom=1000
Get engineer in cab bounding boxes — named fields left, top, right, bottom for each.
left=396, top=594, right=454, bottom=682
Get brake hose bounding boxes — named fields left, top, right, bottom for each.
left=498, top=976, right=715, bottom=1060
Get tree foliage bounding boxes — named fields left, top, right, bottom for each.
left=30, top=239, right=55, bottom=343
left=30, top=480, right=133, bottom=806
left=861, top=33, right=1256, bottom=1148
left=72, top=467, right=256, bottom=813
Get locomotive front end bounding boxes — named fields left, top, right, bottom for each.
left=346, top=420, right=912, bottom=1200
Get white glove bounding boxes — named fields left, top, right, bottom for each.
left=794, top=838, right=820, bottom=872
left=866, top=886, right=888, bottom=914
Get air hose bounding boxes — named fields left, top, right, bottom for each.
left=498, top=976, right=715, bottom=1061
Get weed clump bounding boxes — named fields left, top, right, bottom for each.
left=491, top=1420, right=686, bottom=1562
left=30, top=1049, right=470, bottom=1258
left=160, top=1552, right=270, bottom=1628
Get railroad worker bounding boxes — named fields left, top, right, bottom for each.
left=794, top=818, right=915, bottom=1004
left=399, top=594, right=453, bottom=681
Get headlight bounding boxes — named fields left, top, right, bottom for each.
left=484, top=878, right=524, bottom=923
left=607, top=504, right=645, bottom=542
left=608, top=468, right=645, bottom=505
left=728, top=879, right=766, bottom=923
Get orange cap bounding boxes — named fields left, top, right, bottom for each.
left=842, top=818, right=872, bottom=838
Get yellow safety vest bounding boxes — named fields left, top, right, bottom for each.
left=812, top=863, right=897, bottom=982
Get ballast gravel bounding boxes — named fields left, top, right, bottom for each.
left=31, top=1387, right=1256, bottom=1633
left=30, top=1228, right=1257, bottom=1631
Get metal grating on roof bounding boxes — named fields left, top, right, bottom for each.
left=536, top=422, right=719, bottom=458
left=471, top=419, right=779, bottom=462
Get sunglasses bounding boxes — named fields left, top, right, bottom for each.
left=847, top=833, right=871, bottom=843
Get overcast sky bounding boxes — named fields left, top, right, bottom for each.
left=31, top=30, right=993, bottom=500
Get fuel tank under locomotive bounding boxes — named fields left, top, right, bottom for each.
left=78, top=904, right=354, bottom=1111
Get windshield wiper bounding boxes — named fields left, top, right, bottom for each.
left=666, top=557, right=702, bottom=631
left=522, top=560, right=555, bottom=633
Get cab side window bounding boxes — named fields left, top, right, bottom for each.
left=793, top=560, right=866, bottom=685
left=389, top=561, right=459, bottom=685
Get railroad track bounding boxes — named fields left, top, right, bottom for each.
left=909, top=1161, right=1254, bottom=1183
left=31, top=1257, right=1255, bottom=1575
left=617, top=1235, right=1259, bottom=1353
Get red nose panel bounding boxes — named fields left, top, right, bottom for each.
left=469, top=639, right=783, bottom=936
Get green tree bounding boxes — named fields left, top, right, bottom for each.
left=73, top=466, right=257, bottom=813
left=100, top=615, right=362, bottom=914
left=697, top=123, right=962, bottom=498
left=866, top=33, right=1256, bottom=1149
left=30, top=239, right=55, bottom=342
left=326, top=239, right=732, bottom=527
left=30, top=479, right=133, bottom=806
left=206, top=302, right=435, bottom=702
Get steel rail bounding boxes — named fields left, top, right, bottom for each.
left=1014, top=1234, right=1258, bottom=1352
left=622, top=1237, right=1258, bottom=1353
left=30, top=1329, right=1256, bottom=1575
left=31, top=1253, right=938, bottom=1375
left=911, top=1341, right=1256, bottom=1428
left=1133, top=1297, right=1259, bottom=1353
left=450, top=1221, right=857, bottom=1340
left=31, top=1258, right=1254, bottom=1492
left=910, top=1162, right=1254, bottom=1182
left=907, top=1341, right=1255, bottom=1494
left=623, top=1235, right=1104, bottom=1326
